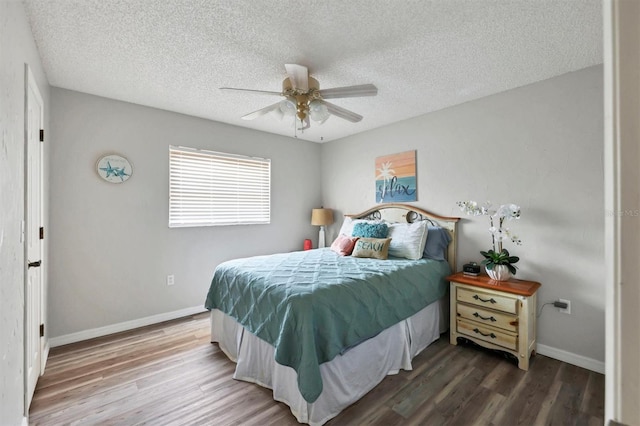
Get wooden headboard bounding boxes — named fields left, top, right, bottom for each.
left=346, top=203, right=460, bottom=272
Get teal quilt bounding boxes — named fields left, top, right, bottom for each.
left=204, top=248, right=450, bottom=403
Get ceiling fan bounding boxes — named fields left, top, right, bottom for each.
left=220, top=64, right=378, bottom=131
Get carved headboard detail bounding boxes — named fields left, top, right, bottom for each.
left=346, top=203, right=460, bottom=272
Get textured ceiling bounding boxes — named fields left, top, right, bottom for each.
left=23, top=0, right=602, bottom=143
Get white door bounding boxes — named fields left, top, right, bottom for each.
left=25, top=65, right=44, bottom=409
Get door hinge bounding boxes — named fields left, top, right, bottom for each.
left=39, top=324, right=44, bottom=337
left=39, top=129, right=44, bottom=142
left=39, top=227, right=44, bottom=240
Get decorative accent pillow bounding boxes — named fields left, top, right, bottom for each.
left=352, top=222, right=389, bottom=239
left=338, top=217, right=364, bottom=237
left=330, top=234, right=359, bottom=256
left=423, top=226, right=452, bottom=261
left=351, top=237, right=392, bottom=260
left=387, top=220, right=429, bottom=260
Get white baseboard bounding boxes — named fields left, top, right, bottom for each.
left=42, top=342, right=50, bottom=372
left=48, top=309, right=604, bottom=375
left=537, top=344, right=605, bottom=374
left=49, top=305, right=207, bottom=348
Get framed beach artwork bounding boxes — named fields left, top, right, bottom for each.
left=375, top=150, right=417, bottom=203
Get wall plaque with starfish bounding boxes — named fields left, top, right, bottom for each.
left=96, top=154, right=133, bottom=183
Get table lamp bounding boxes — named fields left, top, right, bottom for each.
left=311, top=208, right=334, bottom=248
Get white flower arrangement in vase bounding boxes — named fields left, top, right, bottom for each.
left=457, top=201, right=523, bottom=281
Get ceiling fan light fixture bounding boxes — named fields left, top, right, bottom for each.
left=296, top=116, right=310, bottom=131
left=271, top=107, right=285, bottom=121
left=308, top=100, right=330, bottom=123
left=279, top=97, right=297, bottom=116
left=224, top=64, right=377, bottom=133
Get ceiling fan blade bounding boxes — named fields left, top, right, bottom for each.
left=241, top=102, right=281, bottom=120
left=318, top=84, right=378, bottom=99
left=284, top=64, right=309, bottom=92
left=220, top=87, right=282, bottom=96
left=321, top=100, right=363, bottom=123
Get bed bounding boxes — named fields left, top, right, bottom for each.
left=205, top=204, right=459, bottom=425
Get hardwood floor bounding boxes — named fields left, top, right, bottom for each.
left=30, top=312, right=604, bottom=425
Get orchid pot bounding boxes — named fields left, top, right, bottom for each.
left=486, top=264, right=512, bottom=281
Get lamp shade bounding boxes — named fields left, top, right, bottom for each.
left=308, top=99, right=330, bottom=123
left=279, top=97, right=297, bottom=116
left=311, top=208, right=334, bottom=226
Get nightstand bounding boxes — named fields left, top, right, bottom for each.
left=447, top=272, right=541, bottom=370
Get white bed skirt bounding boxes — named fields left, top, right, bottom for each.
left=210, top=296, right=448, bottom=425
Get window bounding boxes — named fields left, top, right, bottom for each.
left=169, top=146, right=270, bottom=227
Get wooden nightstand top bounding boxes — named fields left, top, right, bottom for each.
left=446, top=272, right=541, bottom=297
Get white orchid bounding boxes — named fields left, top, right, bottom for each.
left=457, top=200, right=492, bottom=216
left=458, top=200, right=524, bottom=276
left=495, top=203, right=521, bottom=221
left=458, top=200, right=523, bottom=252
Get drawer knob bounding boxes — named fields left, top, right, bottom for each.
left=472, top=328, right=497, bottom=339
left=473, top=312, right=497, bottom=322
left=473, top=294, right=497, bottom=304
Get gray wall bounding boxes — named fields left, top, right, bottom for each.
left=0, top=2, right=50, bottom=424
left=49, top=88, right=322, bottom=337
left=322, top=66, right=604, bottom=363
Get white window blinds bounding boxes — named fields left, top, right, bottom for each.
left=169, top=146, right=271, bottom=227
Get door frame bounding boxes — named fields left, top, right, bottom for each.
left=604, top=0, right=640, bottom=423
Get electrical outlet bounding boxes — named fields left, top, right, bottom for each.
left=167, top=274, right=175, bottom=286
left=558, top=298, right=571, bottom=314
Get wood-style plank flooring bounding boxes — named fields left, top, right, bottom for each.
left=29, top=312, right=604, bottom=425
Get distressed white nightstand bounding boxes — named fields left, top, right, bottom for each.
left=447, top=272, right=541, bottom=370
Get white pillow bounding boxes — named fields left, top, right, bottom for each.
left=387, top=221, right=429, bottom=260
left=338, top=217, right=382, bottom=237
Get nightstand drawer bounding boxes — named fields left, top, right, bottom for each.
left=456, top=303, right=518, bottom=332
left=457, top=287, right=517, bottom=314
left=457, top=319, right=518, bottom=351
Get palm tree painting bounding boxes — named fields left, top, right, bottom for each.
left=375, top=150, right=417, bottom=203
